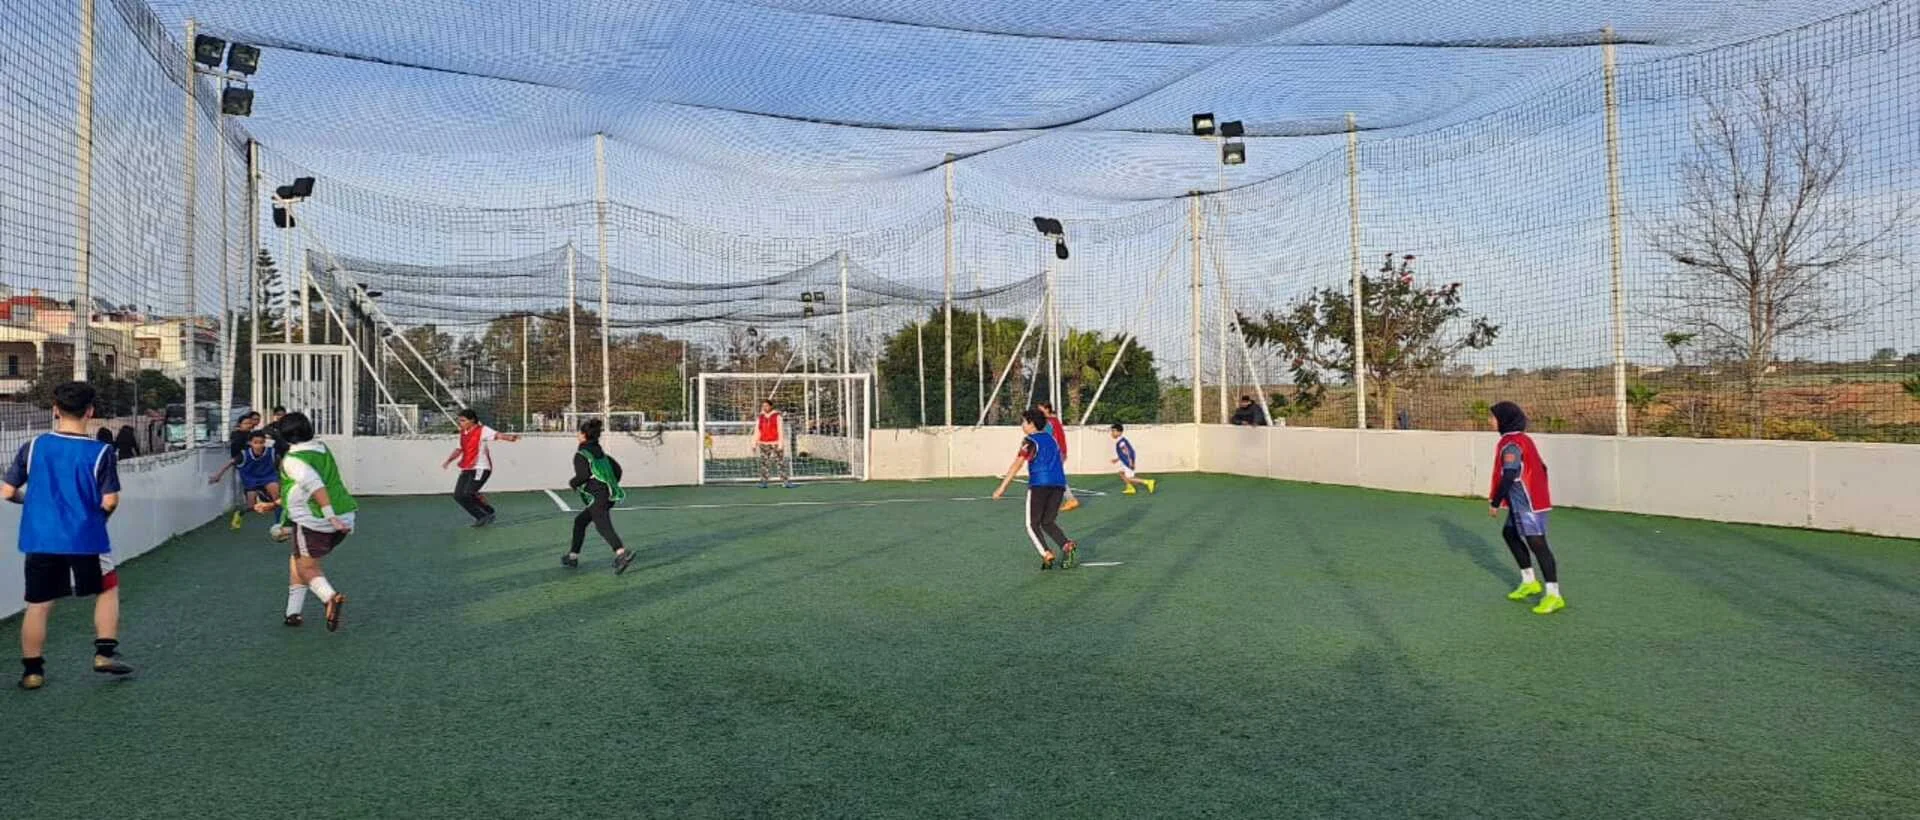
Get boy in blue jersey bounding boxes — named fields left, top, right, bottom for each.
left=1108, top=423, right=1157, bottom=495
left=209, top=429, right=282, bottom=530
left=993, top=409, right=1079, bottom=570
left=2, top=382, right=134, bottom=690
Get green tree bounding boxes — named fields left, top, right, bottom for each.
left=1239, top=252, right=1497, bottom=428
left=1870, top=347, right=1898, bottom=364
left=874, top=309, right=1159, bottom=427
left=1626, top=381, right=1661, bottom=429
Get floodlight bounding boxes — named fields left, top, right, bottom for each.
left=220, top=87, right=253, bottom=117
left=272, top=205, right=295, bottom=229
left=226, top=43, right=260, bottom=75
left=1222, top=141, right=1246, bottom=166
left=1054, top=239, right=1070, bottom=261
left=1220, top=120, right=1245, bottom=138
left=812, top=291, right=826, bottom=302
left=1032, top=216, right=1063, bottom=236
left=800, top=292, right=813, bottom=303
left=289, top=177, right=315, bottom=198
left=193, top=35, right=226, bottom=68
left=803, top=306, right=815, bottom=318
left=1191, top=113, right=1216, bottom=136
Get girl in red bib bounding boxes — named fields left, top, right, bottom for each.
left=1488, top=401, right=1564, bottom=615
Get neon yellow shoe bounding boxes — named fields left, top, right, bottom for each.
left=1531, top=594, right=1566, bottom=615
left=1145, top=479, right=1157, bottom=494
left=229, top=510, right=244, bottom=530
left=1122, top=486, right=1137, bottom=495
left=1506, top=580, right=1543, bottom=601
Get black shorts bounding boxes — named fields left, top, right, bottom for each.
left=291, top=526, right=349, bottom=559
left=23, top=553, right=119, bottom=604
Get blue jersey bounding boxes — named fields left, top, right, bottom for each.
left=1020, top=431, right=1066, bottom=488
left=236, top=446, right=278, bottom=488
left=1114, top=436, right=1136, bottom=470
left=5, top=432, right=121, bottom=555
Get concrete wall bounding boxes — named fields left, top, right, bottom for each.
left=1, top=448, right=233, bottom=620
left=327, top=432, right=701, bottom=497
left=873, top=424, right=1202, bottom=480
left=1203, top=427, right=1920, bottom=540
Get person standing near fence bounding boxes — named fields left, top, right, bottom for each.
left=756, top=399, right=794, bottom=489
left=1036, top=402, right=1078, bottom=512
left=441, top=409, right=521, bottom=527
left=562, top=418, right=636, bottom=574
left=3, top=382, right=133, bottom=689
left=1487, top=401, right=1565, bottom=616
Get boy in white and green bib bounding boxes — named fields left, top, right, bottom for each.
left=255, top=412, right=357, bottom=632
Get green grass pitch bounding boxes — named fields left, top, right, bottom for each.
left=4, top=475, right=1916, bottom=818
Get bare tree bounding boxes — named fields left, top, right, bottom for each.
left=1651, top=76, right=1906, bottom=437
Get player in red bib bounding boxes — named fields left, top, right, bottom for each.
left=440, top=409, right=521, bottom=527
left=1487, top=401, right=1564, bottom=615
left=755, top=400, right=794, bottom=489
left=1036, top=402, right=1077, bottom=512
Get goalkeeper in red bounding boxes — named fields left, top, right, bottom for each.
left=993, top=409, right=1078, bottom=570
left=1488, top=401, right=1565, bottom=615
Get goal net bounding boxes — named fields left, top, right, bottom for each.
left=562, top=410, right=649, bottom=433
left=699, top=373, right=870, bottom=483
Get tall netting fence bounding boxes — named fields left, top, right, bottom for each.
left=8, top=0, right=1919, bottom=445
left=2, top=0, right=254, bottom=458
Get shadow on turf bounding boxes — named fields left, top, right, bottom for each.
left=1432, top=516, right=1515, bottom=587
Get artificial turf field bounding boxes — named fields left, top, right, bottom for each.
left=4, top=474, right=1917, bottom=819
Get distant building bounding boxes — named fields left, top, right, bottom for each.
left=0, top=291, right=209, bottom=399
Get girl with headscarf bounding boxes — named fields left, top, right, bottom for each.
left=1487, top=401, right=1564, bottom=615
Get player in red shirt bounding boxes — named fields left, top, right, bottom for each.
left=1036, top=402, right=1078, bottom=512
left=440, top=409, right=521, bottom=526
left=1487, top=401, right=1564, bottom=615
left=755, top=400, right=794, bottom=488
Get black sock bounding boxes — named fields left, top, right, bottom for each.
left=22, top=656, right=45, bottom=675
left=94, top=638, right=118, bottom=658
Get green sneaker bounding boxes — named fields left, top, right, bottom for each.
left=1531, top=594, right=1566, bottom=615
left=1061, top=542, right=1079, bottom=570
left=1506, top=580, right=1543, bottom=601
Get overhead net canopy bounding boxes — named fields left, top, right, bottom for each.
left=2, top=0, right=1915, bottom=440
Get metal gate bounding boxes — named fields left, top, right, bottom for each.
left=253, top=344, right=357, bottom=437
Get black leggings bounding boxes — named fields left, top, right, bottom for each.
left=1026, top=486, right=1071, bottom=553
left=453, top=469, right=494, bottom=520
left=570, top=492, right=625, bottom=554
left=1502, top=519, right=1557, bottom=583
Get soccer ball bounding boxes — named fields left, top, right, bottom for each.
left=269, top=525, right=292, bottom=543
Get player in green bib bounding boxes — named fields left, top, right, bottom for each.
left=254, top=412, right=356, bottom=631
left=564, top=418, right=635, bottom=574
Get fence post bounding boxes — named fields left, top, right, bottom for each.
left=1603, top=26, right=1630, bottom=437
left=74, top=0, right=95, bottom=383
left=1347, top=112, right=1366, bottom=430
left=247, top=140, right=260, bottom=407
left=566, top=242, right=578, bottom=417
left=594, top=133, right=611, bottom=423
left=943, top=156, right=955, bottom=429
left=1188, top=193, right=1204, bottom=426
left=182, top=20, right=200, bottom=446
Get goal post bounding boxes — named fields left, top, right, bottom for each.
left=698, top=373, right=870, bottom=484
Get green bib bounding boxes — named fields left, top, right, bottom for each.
left=280, top=444, right=359, bottom=522
left=576, top=448, right=626, bottom=504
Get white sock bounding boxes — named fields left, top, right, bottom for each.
left=308, top=576, right=338, bottom=601
left=1520, top=568, right=1537, bottom=584
left=286, top=585, right=308, bottom=617
left=1545, top=582, right=1561, bottom=597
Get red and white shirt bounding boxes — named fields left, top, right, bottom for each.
left=458, top=424, right=500, bottom=471
left=756, top=411, right=784, bottom=445
left=1046, top=416, right=1068, bottom=458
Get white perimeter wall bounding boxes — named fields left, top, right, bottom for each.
left=1199, top=426, right=1920, bottom=541
left=326, top=432, right=703, bottom=496
left=0, top=449, right=234, bottom=620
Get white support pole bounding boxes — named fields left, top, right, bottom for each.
left=282, top=202, right=294, bottom=344
left=695, top=374, right=707, bottom=485
left=1603, top=26, right=1629, bottom=437
left=1347, top=112, right=1367, bottom=430
left=217, top=108, right=232, bottom=435
left=838, top=250, right=851, bottom=438
left=974, top=268, right=986, bottom=423
left=595, top=133, right=612, bottom=423
left=74, top=0, right=95, bottom=382
left=182, top=19, right=199, bottom=446
left=566, top=242, right=578, bottom=416
left=1188, top=194, right=1203, bottom=427
left=521, top=313, right=530, bottom=430
left=247, top=140, right=260, bottom=407
left=1212, top=202, right=1230, bottom=424
left=1046, top=264, right=1061, bottom=413
left=916, top=320, right=926, bottom=427
left=943, top=156, right=955, bottom=430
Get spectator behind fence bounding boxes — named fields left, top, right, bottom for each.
left=115, top=426, right=140, bottom=460
left=1230, top=396, right=1269, bottom=426
left=96, top=428, right=115, bottom=446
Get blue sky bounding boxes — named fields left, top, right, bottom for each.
left=2, top=0, right=1916, bottom=386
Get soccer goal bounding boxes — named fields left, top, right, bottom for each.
left=698, top=373, right=870, bottom=484
left=562, top=410, right=648, bottom=433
